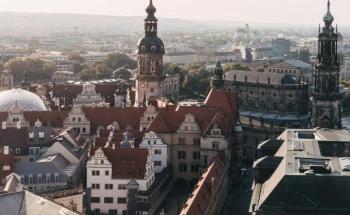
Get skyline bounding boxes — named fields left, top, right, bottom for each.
left=0, top=0, right=349, bottom=26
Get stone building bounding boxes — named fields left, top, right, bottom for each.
left=250, top=128, right=350, bottom=215
left=225, top=69, right=309, bottom=161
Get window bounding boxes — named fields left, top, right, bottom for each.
left=15, top=148, right=21, bottom=155
left=105, top=184, right=113, bottom=190
left=212, top=143, right=219, bottom=150
left=150, top=88, right=155, bottom=93
left=105, top=170, right=109, bottom=176
left=193, top=151, right=200, bottom=160
left=201, top=155, right=208, bottom=165
left=83, top=127, right=86, bottom=133
left=55, top=173, right=59, bottom=183
left=38, top=175, right=42, bottom=184
left=191, top=164, right=199, bottom=173
left=154, top=161, right=162, bottom=166
left=92, top=170, right=100, bottom=176
left=91, top=197, right=100, bottom=203
left=177, top=151, right=186, bottom=159
left=122, top=211, right=128, bottom=215
left=118, top=184, right=126, bottom=190
left=193, top=138, right=200, bottom=146
left=118, top=197, right=127, bottom=204
left=46, top=173, right=50, bottom=183
left=178, top=137, right=185, bottom=145
left=29, top=175, right=33, bottom=184
left=154, top=149, right=161, bottom=154
left=92, top=183, right=100, bottom=190
left=179, top=164, right=187, bottom=172
left=104, top=197, right=113, bottom=204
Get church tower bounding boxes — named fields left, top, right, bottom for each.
left=134, top=0, right=165, bottom=107
left=312, top=0, right=342, bottom=129
left=211, top=61, right=225, bottom=90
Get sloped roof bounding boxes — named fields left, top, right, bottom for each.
left=0, top=128, right=27, bottom=156
left=97, top=147, right=148, bottom=180
left=147, top=107, right=230, bottom=135
left=180, top=156, right=225, bottom=215
left=204, top=88, right=237, bottom=119
left=0, top=191, right=79, bottom=215
left=225, top=70, right=300, bottom=85
left=83, top=107, right=144, bottom=133
left=24, top=111, right=69, bottom=127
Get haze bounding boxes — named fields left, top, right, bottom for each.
left=0, top=0, right=349, bottom=25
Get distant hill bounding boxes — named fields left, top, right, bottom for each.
left=0, top=12, right=246, bottom=36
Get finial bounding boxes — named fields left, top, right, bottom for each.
left=323, top=0, right=334, bottom=25
left=146, top=0, right=156, bottom=17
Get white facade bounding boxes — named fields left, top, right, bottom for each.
left=86, top=148, right=155, bottom=215
left=140, top=131, right=168, bottom=173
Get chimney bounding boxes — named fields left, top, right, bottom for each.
left=112, top=144, right=115, bottom=150
left=16, top=121, right=21, bottom=129
left=121, top=102, right=125, bottom=109
left=4, top=146, right=9, bottom=155
left=2, top=121, right=6, bottom=129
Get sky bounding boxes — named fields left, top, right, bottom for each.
left=0, top=0, right=349, bottom=25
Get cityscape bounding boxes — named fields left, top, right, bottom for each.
left=0, top=0, right=348, bottom=215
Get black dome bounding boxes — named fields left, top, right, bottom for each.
left=137, top=36, right=165, bottom=54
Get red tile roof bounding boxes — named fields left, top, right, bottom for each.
left=0, top=128, right=27, bottom=156
left=83, top=107, right=144, bottom=133
left=180, top=156, right=226, bottom=215
left=204, top=88, right=238, bottom=120
left=147, top=106, right=231, bottom=135
left=93, top=147, right=148, bottom=180
left=23, top=111, right=69, bottom=127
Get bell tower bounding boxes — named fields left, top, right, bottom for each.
left=135, top=0, right=165, bottom=107
left=312, top=0, right=342, bottom=129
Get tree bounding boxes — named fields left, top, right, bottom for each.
left=71, top=63, right=85, bottom=73
left=6, top=58, right=55, bottom=82
left=223, top=63, right=251, bottom=72
left=95, top=63, right=109, bottom=78
left=80, top=68, right=97, bottom=81
left=104, top=53, right=137, bottom=72
left=68, top=53, right=85, bottom=63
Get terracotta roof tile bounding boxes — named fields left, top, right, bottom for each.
left=83, top=107, right=144, bottom=133
left=180, top=156, right=226, bottom=215
left=24, top=111, right=69, bottom=127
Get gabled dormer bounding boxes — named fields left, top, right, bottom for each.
left=178, top=113, right=200, bottom=133
left=88, top=147, right=112, bottom=167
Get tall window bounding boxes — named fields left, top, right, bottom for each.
left=193, top=151, right=200, bottom=160
left=154, top=149, right=161, bottom=154
left=92, top=184, right=100, bottom=190
left=105, top=184, right=113, bottom=190
left=177, top=151, right=186, bottom=159
left=179, top=164, right=187, bottom=172
left=91, top=197, right=100, bottom=203
left=118, top=198, right=127, bottom=204
left=104, top=197, right=113, bottom=204
left=92, top=170, right=100, bottom=176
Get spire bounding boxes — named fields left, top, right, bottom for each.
left=142, top=92, right=147, bottom=107
left=323, top=0, right=334, bottom=25
left=211, top=61, right=225, bottom=89
left=146, top=0, right=157, bottom=21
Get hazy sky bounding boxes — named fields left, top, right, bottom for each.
left=0, top=0, right=349, bottom=25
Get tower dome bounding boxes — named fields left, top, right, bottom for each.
left=0, top=89, right=48, bottom=111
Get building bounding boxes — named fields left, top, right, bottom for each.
left=134, top=0, right=180, bottom=106
left=52, top=71, right=81, bottom=84
left=250, top=128, right=350, bottom=215
left=140, top=131, right=168, bottom=173
left=74, top=83, right=106, bottom=107
left=311, top=0, right=342, bottom=129
left=272, top=38, right=290, bottom=58
left=180, top=156, right=228, bottom=215
left=0, top=68, right=13, bottom=91
left=267, top=60, right=312, bottom=83
left=87, top=146, right=154, bottom=215
left=225, top=69, right=310, bottom=161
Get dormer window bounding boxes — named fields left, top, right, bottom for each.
left=28, top=132, right=34, bottom=139
left=15, top=148, right=21, bottom=155
left=39, top=132, right=45, bottom=139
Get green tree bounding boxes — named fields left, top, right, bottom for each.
left=68, top=53, right=85, bottom=63
left=95, top=63, right=109, bottom=78
left=104, top=53, right=137, bottom=72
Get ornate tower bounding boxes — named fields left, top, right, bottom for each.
left=312, top=0, right=342, bottom=129
left=135, top=0, right=165, bottom=107
left=211, top=61, right=225, bottom=90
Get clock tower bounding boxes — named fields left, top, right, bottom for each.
left=135, top=0, right=165, bottom=107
